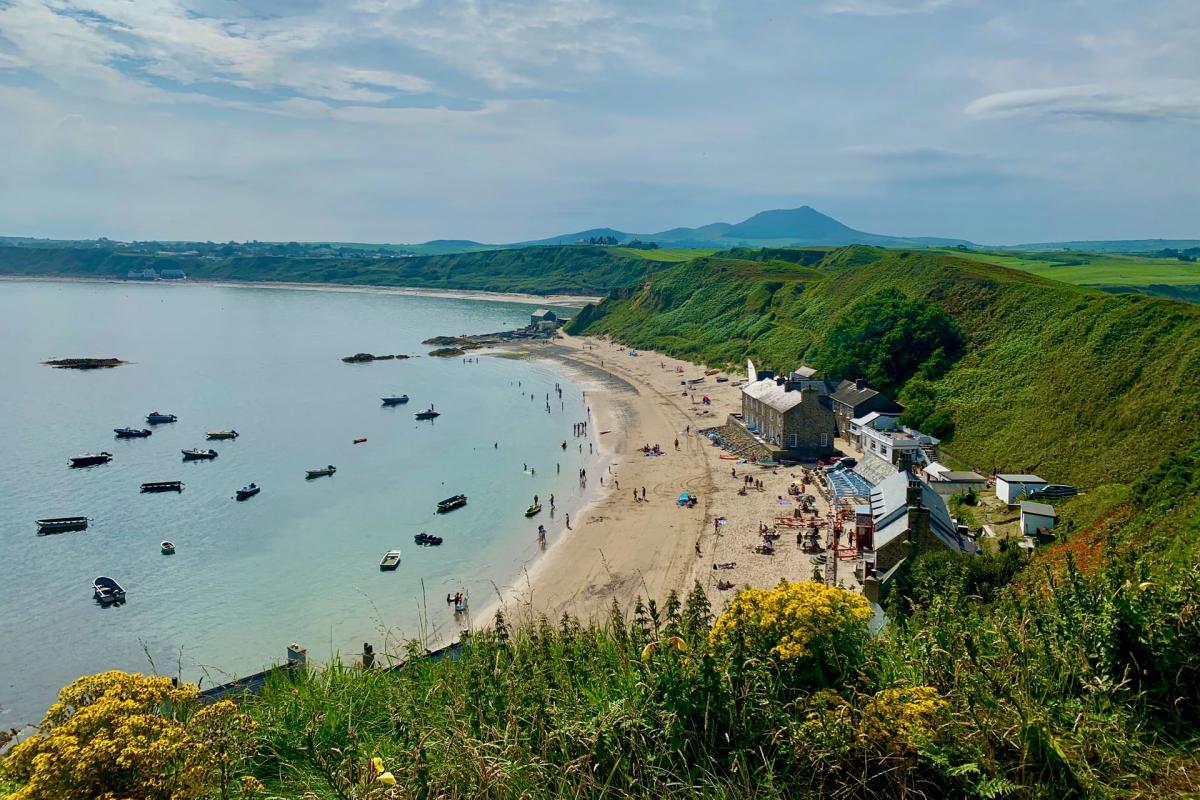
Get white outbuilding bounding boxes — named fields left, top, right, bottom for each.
left=1020, top=501, right=1058, bottom=536
left=995, top=473, right=1047, bottom=505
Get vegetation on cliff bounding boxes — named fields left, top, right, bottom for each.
left=569, top=247, right=1200, bottom=487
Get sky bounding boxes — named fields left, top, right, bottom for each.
left=0, top=0, right=1196, bottom=245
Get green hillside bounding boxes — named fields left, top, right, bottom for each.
left=569, top=247, right=1200, bottom=487
left=0, top=245, right=658, bottom=296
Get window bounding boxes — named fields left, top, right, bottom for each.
left=820, top=432, right=829, bottom=447
left=789, top=433, right=798, bottom=448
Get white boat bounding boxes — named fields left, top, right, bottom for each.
left=306, top=465, right=336, bottom=479
left=207, top=430, right=239, bottom=440
left=379, top=549, right=401, bottom=570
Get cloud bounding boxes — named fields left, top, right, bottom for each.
left=821, top=0, right=967, bottom=16
left=965, top=85, right=1200, bottom=122
left=0, top=0, right=429, bottom=104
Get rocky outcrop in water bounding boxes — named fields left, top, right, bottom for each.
left=43, top=357, right=126, bottom=369
left=341, top=353, right=412, bottom=363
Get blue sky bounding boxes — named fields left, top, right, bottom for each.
left=0, top=0, right=1196, bottom=244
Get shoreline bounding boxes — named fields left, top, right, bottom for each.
left=470, top=332, right=840, bottom=633
left=0, top=274, right=600, bottom=309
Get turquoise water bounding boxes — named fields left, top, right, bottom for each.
left=0, top=280, right=591, bottom=725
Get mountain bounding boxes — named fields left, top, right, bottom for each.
left=507, top=206, right=973, bottom=250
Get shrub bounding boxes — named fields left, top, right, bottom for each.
left=1, top=671, right=256, bottom=800
left=709, top=580, right=873, bottom=685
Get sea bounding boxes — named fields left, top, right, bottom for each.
left=0, top=278, right=595, bottom=726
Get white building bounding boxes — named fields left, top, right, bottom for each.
left=922, top=462, right=988, bottom=497
left=1020, top=501, right=1058, bottom=536
left=995, top=474, right=1047, bottom=505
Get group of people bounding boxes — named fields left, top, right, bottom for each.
left=640, top=443, right=663, bottom=456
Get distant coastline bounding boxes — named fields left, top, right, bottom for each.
left=0, top=274, right=600, bottom=309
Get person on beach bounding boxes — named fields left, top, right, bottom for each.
left=674, top=438, right=679, bottom=450
left=565, top=513, right=571, bottom=529
left=550, top=494, right=555, bottom=509
left=633, top=488, right=639, bottom=503
left=695, top=540, right=702, bottom=556
left=731, top=467, right=737, bottom=478
left=641, top=486, right=647, bottom=501
left=614, top=479, right=619, bottom=490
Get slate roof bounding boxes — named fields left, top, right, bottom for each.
left=869, top=471, right=964, bottom=551
left=742, top=378, right=807, bottom=413
left=1020, top=501, right=1058, bottom=518
left=997, top=474, right=1045, bottom=483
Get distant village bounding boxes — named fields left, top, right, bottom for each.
left=720, top=360, right=1070, bottom=605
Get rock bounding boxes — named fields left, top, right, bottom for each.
left=341, top=353, right=409, bottom=363
left=43, top=357, right=126, bottom=369
left=428, top=347, right=466, bottom=357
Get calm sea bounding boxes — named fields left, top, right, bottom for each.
left=0, top=279, right=592, bottom=726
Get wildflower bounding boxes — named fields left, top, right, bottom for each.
left=860, top=686, right=948, bottom=754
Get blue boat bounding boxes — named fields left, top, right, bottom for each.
left=93, top=576, right=126, bottom=606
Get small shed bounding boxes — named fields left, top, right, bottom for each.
left=1020, top=501, right=1058, bottom=536
left=995, top=473, right=1047, bottom=504
left=531, top=309, right=557, bottom=328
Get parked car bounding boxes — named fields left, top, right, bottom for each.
left=1028, top=484, right=1077, bottom=499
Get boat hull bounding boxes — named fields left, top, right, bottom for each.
left=436, top=495, right=467, bottom=513
left=37, top=517, right=88, bottom=534
left=141, top=481, right=183, bottom=493
left=182, top=450, right=218, bottom=460
left=114, top=428, right=152, bottom=438
left=379, top=550, right=402, bottom=570
left=69, top=453, right=112, bottom=467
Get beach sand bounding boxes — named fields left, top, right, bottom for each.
left=480, top=333, right=838, bottom=629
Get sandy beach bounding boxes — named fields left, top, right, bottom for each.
left=0, top=274, right=600, bottom=309
left=482, top=333, right=837, bottom=628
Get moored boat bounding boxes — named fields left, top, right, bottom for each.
left=69, top=452, right=112, bottom=468
left=114, top=427, right=152, bottom=438
left=182, top=448, right=218, bottom=460
left=206, top=430, right=239, bottom=440
left=414, top=532, right=443, bottom=546
left=235, top=483, right=260, bottom=500
left=524, top=503, right=542, bottom=517
left=381, top=395, right=409, bottom=406
left=436, top=494, right=467, bottom=513
left=306, top=465, right=336, bottom=479
left=141, top=481, right=184, bottom=493
left=160, top=541, right=175, bottom=555
left=93, top=576, right=126, bottom=606
left=415, top=405, right=440, bottom=420
left=379, top=549, right=401, bottom=570
left=353, top=437, right=367, bottom=444
left=37, top=516, right=88, bottom=534
left=146, top=412, right=177, bottom=424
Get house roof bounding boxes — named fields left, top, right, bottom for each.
left=851, top=410, right=900, bottom=429
left=870, top=471, right=964, bottom=551
left=997, top=473, right=1045, bottom=483
left=943, top=470, right=985, bottom=482
left=831, top=380, right=881, bottom=408
left=791, top=365, right=817, bottom=379
left=1020, top=501, right=1058, bottom=518
left=742, top=378, right=806, bottom=413
left=531, top=309, right=555, bottom=319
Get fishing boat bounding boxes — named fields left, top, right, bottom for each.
left=37, top=516, right=88, bottom=534
left=305, top=465, right=336, bottom=479
left=141, top=481, right=183, bottom=493
left=436, top=494, right=467, bottom=513
left=160, top=541, right=175, bottom=555
left=93, top=576, right=126, bottom=606
left=206, top=430, right=239, bottom=440
left=235, top=483, right=260, bottom=501
left=415, top=406, right=440, bottom=420
left=715, top=376, right=729, bottom=383
left=146, top=412, right=177, bottom=424
left=414, top=532, right=443, bottom=546
left=704, top=369, right=720, bottom=376
left=181, top=448, right=218, bottom=460
left=379, top=549, right=401, bottom=570
left=381, top=395, right=409, bottom=406
left=524, top=503, right=542, bottom=517
left=69, top=452, right=112, bottom=468
left=114, top=427, right=152, bottom=438
left=353, top=437, right=367, bottom=444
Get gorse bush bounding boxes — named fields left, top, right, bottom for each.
left=0, top=671, right=257, bottom=800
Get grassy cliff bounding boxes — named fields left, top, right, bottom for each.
left=0, top=245, right=659, bottom=296
left=569, top=247, right=1200, bottom=487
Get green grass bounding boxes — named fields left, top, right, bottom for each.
left=610, top=247, right=719, bottom=262
left=936, top=248, right=1200, bottom=291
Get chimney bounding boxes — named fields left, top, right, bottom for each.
left=856, top=378, right=867, bottom=390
